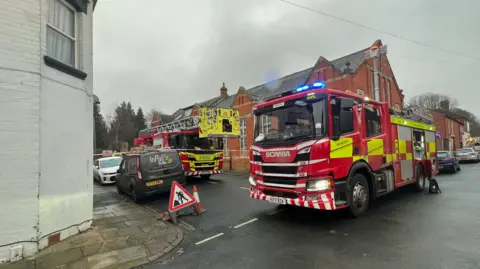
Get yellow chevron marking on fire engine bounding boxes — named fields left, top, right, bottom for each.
left=406, top=153, right=413, bottom=160
left=399, top=140, right=407, bottom=154
left=428, top=142, right=436, bottom=152
left=367, top=139, right=384, bottom=156
left=390, top=116, right=436, bottom=132
left=330, top=138, right=353, bottom=158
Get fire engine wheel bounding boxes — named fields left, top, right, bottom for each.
left=348, top=173, right=370, bottom=217
left=414, top=165, right=426, bottom=192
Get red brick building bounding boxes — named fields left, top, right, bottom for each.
left=165, top=40, right=406, bottom=171
left=431, top=108, right=467, bottom=151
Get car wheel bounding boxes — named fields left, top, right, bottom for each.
left=130, top=186, right=142, bottom=204
left=116, top=181, right=123, bottom=194
left=347, top=173, right=370, bottom=217
left=414, top=165, right=425, bottom=192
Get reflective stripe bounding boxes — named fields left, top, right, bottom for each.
left=330, top=138, right=353, bottom=159
left=391, top=116, right=436, bottom=132
left=399, top=140, right=407, bottom=154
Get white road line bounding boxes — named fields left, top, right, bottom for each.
left=239, top=187, right=249, bottom=190
left=233, top=218, right=258, bottom=229
left=206, top=180, right=218, bottom=184
left=195, top=233, right=224, bottom=245
left=267, top=207, right=289, bottom=216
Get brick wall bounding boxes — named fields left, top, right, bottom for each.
left=431, top=111, right=464, bottom=151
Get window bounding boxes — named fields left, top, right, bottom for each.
left=365, top=106, right=382, bottom=137
left=240, top=119, right=246, bottom=150
left=331, top=98, right=354, bottom=135
left=261, top=115, right=271, bottom=134
left=47, top=0, right=76, bottom=66
left=370, top=69, right=375, bottom=96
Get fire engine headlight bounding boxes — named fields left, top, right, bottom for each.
left=306, top=179, right=331, bottom=192
left=298, top=147, right=311, bottom=154
left=252, top=151, right=261, bottom=156
left=249, top=176, right=257, bottom=186
left=187, top=155, right=196, bottom=161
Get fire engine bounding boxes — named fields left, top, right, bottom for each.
left=249, top=82, right=438, bottom=216
left=135, top=107, right=240, bottom=179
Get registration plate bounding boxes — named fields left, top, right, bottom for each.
left=267, top=196, right=286, bottom=205
left=146, top=180, right=163, bottom=186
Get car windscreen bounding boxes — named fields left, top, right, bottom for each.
left=141, top=152, right=180, bottom=171
left=437, top=152, right=449, bottom=158
left=100, top=158, right=122, bottom=168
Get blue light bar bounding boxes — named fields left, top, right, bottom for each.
left=294, top=81, right=325, bottom=93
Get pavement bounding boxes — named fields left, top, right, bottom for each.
left=135, top=165, right=480, bottom=269
left=0, top=185, right=183, bottom=269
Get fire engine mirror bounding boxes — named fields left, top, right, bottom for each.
left=340, top=98, right=354, bottom=110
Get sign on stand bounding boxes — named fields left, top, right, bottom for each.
left=167, top=181, right=201, bottom=224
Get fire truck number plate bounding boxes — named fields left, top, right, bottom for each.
left=267, top=196, right=286, bottom=205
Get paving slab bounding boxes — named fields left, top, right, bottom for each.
left=0, top=186, right=183, bottom=269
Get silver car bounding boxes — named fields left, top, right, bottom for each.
left=455, top=148, right=480, bottom=163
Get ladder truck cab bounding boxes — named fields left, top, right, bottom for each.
left=249, top=82, right=438, bottom=216
left=135, top=107, right=240, bottom=179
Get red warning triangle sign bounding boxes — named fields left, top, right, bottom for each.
left=168, top=181, right=196, bottom=212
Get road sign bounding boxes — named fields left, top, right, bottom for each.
left=168, top=181, right=196, bottom=212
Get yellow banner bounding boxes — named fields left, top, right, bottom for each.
left=199, top=107, right=240, bottom=138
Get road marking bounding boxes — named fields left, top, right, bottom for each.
left=233, top=218, right=258, bottom=229
left=240, top=187, right=249, bottom=190
left=206, top=180, right=218, bottom=184
left=267, top=207, right=289, bottom=215
left=195, top=233, right=224, bottom=245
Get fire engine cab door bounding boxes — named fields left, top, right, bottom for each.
left=362, top=104, right=387, bottom=171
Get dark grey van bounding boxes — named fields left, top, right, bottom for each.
left=116, top=149, right=186, bottom=203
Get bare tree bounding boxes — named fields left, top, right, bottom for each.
left=408, top=92, right=458, bottom=111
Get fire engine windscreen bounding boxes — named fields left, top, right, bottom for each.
left=254, top=98, right=327, bottom=145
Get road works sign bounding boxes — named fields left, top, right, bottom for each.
left=168, top=181, right=196, bottom=212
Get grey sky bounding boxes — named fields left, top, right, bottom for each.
left=93, top=0, right=479, bottom=118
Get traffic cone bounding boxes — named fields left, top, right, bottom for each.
left=192, top=185, right=206, bottom=214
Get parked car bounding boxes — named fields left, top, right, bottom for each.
left=116, top=149, right=186, bottom=203
left=93, top=156, right=123, bottom=185
left=455, top=148, right=480, bottom=163
left=437, top=151, right=460, bottom=173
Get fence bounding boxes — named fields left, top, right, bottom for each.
left=223, top=149, right=250, bottom=172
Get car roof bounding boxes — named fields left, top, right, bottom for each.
left=98, top=156, right=122, bottom=161
left=457, top=148, right=473, bottom=151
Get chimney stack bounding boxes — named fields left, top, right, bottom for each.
left=440, top=100, right=450, bottom=110
left=220, top=82, right=228, bottom=97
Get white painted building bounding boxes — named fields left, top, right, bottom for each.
left=0, top=0, right=96, bottom=262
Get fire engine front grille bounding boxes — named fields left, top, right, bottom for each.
left=262, top=166, right=297, bottom=174
left=262, top=177, right=298, bottom=186
left=263, top=190, right=298, bottom=199
left=194, top=167, right=214, bottom=171
left=194, top=162, right=215, bottom=167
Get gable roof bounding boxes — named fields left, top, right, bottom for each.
left=432, top=109, right=467, bottom=123
left=170, top=40, right=391, bottom=116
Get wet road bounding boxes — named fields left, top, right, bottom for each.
left=103, top=165, right=480, bottom=269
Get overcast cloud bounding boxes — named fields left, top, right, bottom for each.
left=93, top=0, right=479, bottom=117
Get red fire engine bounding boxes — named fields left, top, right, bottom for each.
left=249, top=82, right=438, bottom=216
